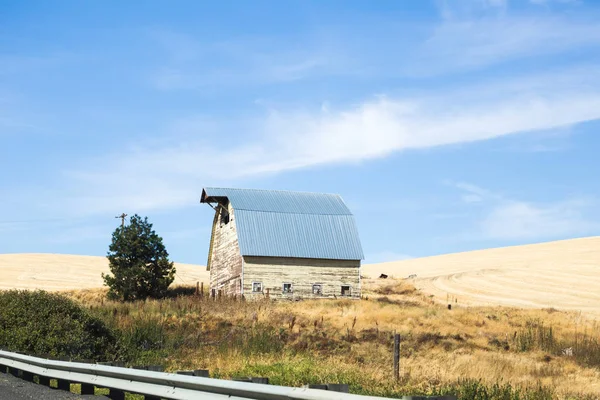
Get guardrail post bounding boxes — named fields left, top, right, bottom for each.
left=303, top=383, right=348, bottom=392
left=327, top=384, right=349, bottom=392
left=304, top=384, right=328, bottom=390
left=38, top=376, right=51, bottom=386
left=21, top=371, right=34, bottom=382
left=81, top=383, right=95, bottom=395
left=108, top=388, right=125, bottom=400
left=233, top=377, right=269, bottom=384
left=9, top=367, right=20, bottom=377
left=176, top=371, right=194, bottom=376
left=57, top=379, right=71, bottom=391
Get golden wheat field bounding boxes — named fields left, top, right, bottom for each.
left=0, top=253, right=209, bottom=291
left=362, top=236, right=600, bottom=316
left=2, top=236, right=600, bottom=315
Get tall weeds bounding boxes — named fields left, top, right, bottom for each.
left=514, top=318, right=600, bottom=368
left=59, top=282, right=600, bottom=399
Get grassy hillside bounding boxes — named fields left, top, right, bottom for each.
left=63, top=278, right=600, bottom=399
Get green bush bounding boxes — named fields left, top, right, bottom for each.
left=0, top=290, right=116, bottom=361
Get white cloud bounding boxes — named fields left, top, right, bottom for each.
left=413, top=14, right=600, bottom=75
left=57, top=65, right=600, bottom=215
left=149, top=31, right=344, bottom=89
left=149, top=6, right=600, bottom=86
left=452, top=182, right=597, bottom=240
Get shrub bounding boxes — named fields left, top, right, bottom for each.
left=0, top=290, right=116, bottom=361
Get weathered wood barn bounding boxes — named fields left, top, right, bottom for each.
left=200, top=187, right=364, bottom=299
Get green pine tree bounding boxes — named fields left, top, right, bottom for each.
left=102, top=214, right=175, bottom=301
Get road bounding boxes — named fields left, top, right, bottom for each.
left=0, top=372, right=105, bottom=400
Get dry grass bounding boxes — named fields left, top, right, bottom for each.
left=62, top=278, right=600, bottom=399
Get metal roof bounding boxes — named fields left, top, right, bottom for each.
left=201, top=187, right=364, bottom=260
left=201, top=187, right=352, bottom=215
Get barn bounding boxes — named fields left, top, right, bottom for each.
left=200, top=187, right=364, bottom=299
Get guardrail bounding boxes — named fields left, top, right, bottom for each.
left=0, top=349, right=455, bottom=400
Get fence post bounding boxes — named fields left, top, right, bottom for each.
left=393, top=333, right=400, bottom=381
left=200, top=282, right=204, bottom=298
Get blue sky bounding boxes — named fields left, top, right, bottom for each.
left=1, top=0, right=599, bottom=265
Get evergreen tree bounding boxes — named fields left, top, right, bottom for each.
left=102, top=214, right=175, bottom=301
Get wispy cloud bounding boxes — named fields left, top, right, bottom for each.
left=149, top=31, right=344, bottom=89
left=148, top=2, right=600, bottom=87
left=481, top=198, right=597, bottom=240
left=412, top=14, right=600, bottom=75
left=452, top=182, right=597, bottom=240
left=57, top=63, right=600, bottom=215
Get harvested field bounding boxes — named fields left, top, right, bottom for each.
left=362, top=236, right=600, bottom=315
left=0, top=253, right=208, bottom=291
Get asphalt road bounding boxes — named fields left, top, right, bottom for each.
left=0, top=372, right=106, bottom=400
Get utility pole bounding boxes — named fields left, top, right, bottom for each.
left=115, top=213, right=128, bottom=227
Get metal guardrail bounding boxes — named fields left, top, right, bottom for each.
left=0, top=350, right=455, bottom=400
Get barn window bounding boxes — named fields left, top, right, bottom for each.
left=252, top=282, right=263, bottom=293
left=220, top=208, right=230, bottom=225
left=282, top=283, right=293, bottom=294
left=312, top=284, right=322, bottom=295
left=341, top=285, right=351, bottom=296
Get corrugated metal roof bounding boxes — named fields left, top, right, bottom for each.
left=202, top=187, right=352, bottom=215
left=201, top=187, right=364, bottom=260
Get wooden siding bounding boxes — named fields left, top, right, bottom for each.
left=208, top=202, right=243, bottom=296
left=242, top=256, right=360, bottom=300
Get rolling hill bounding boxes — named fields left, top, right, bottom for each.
left=0, top=253, right=209, bottom=291
left=2, top=236, right=599, bottom=314
left=362, top=236, right=600, bottom=314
